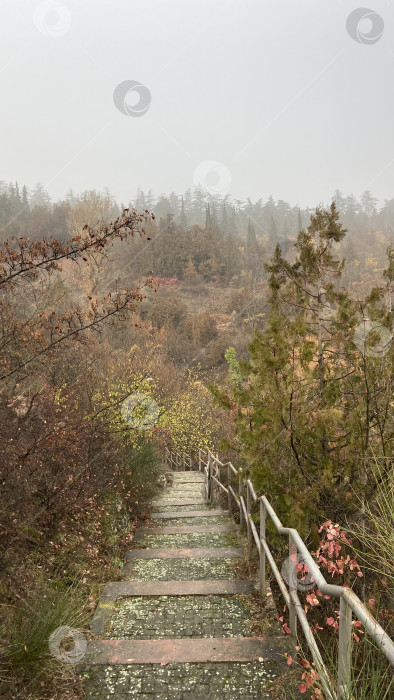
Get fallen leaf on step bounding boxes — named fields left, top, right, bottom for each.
left=160, top=661, right=168, bottom=666
left=258, top=657, right=264, bottom=662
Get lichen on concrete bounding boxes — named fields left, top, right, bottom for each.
left=106, top=594, right=251, bottom=639
left=124, top=557, right=237, bottom=581
left=83, top=660, right=281, bottom=699
left=139, top=531, right=239, bottom=549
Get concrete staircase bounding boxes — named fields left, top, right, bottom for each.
left=82, top=471, right=289, bottom=698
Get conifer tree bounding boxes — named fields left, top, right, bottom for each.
left=246, top=219, right=257, bottom=246
left=221, top=200, right=228, bottom=234
left=211, top=202, right=218, bottom=229
left=205, top=203, right=211, bottom=229
left=297, top=207, right=302, bottom=234
left=213, top=203, right=393, bottom=531
left=180, top=196, right=188, bottom=229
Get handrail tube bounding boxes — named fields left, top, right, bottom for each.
left=260, top=514, right=394, bottom=662
left=247, top=479, right=258, bottom=502
left=212, top=455, right=225, bottom=467
left=228, top=485, right=240, bottom=507
left=166, top=447, right=394, bottom=682
left=211, top=475, right=228, bottom=494
left=228, top=464, right=238, bottom=475
left=239, top=495, right=248, bottom=528
left=260, top=536, right=290, bottom=607
left=248, top=515, right=261, bottom=554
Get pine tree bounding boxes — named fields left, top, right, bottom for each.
left=211, top=202, right=218, bottom=229
left=21, top=185, right=29, bottom=211
left=205, top=204, right=211, bottom=229
left=297, top=207, right=302, bottom=234
left=269, top=214, right=278, bottom=243
left=221, top=200, right=228, bottom=234
left=212, top=203, right=382, bottom=530
left=180, top=196, right=188, bottom=229
left=246, top=219, right=257, bottom=246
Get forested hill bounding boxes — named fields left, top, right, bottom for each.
left=0, top=182, right=392, bottom=294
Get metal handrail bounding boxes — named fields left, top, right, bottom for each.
left=165, top=446, right=394, bottom=699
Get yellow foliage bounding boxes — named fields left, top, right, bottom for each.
left=159, top=372, right=217, bottom=454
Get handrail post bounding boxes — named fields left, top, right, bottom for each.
left=239, top=472, right=244, bottom=531
left=207, top=452, right=212, bottom=504
left=183, top=453, right=186, bottom=470
left=227, top=465, right=232, bottom=515
left=337, top=596, right=352, bottom=699
left=288, top=535, right=297, bottom=638
left=246, top=482, right=253, bottom=556
left=259, top=499, right=266, bottom=596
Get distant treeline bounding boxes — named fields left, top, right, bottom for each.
left=1, top=180, right=394, bottom=245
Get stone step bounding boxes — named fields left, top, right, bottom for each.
left=126, top=547, right=243, bottom=561
left=164, top=483, right=204, bottom=494
left=135, top=524, right=237, bottom=537
left=171, top=478, right=205, bottom=483
left=87, top=636, right=284, bottom=664
left=171, top=471, right=201, bottom=475
left=102, top=579, right=254, bottom=599
left=122, top=557, right=238, bottom=581
left=90, top=581, right=254, bottom=636
left=164, top=486, right=204, bottom=490
left=151, top=499, right=207, bottom=507
left=158, top=493, right=205, bottom=499
left=151, top=509, right=224, bottom=519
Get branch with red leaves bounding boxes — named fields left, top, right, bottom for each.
left=0, top=208, right=154, bottom=287
left=0, top=209, right=155, bottom=381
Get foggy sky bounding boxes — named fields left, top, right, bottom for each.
left=1, top=0, right=394, bottom=208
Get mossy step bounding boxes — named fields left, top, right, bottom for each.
left=156, top=498, right=206, bottom=504
left=126, top=547, right=243, bottom=560
left=151, top=509, right=223, bottom=519
left=87, top=636, right=285, bottom=664
left=101, top=580, right=254, bottom=599
left=82, top=660, right=283, bottom=699
left=122, top=557, right=238, bottom=581
left=135, top=532, right=240, bottom=549
left=166, top=486, right=205, bottom=491
left=135, top=524, right=237, bottom=536
left=151, top=499, right=207, bottom=507
left=171, top=478, right=205, bottom=483
left=152, top=515, right=232, bottom=527
left=171, top=471, right=203, bottom=476
left=162, top=490, right=205, bottom=497
left=105, top=594, right=252, bottom=639
left=90, top=581, right=254, bottom=637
